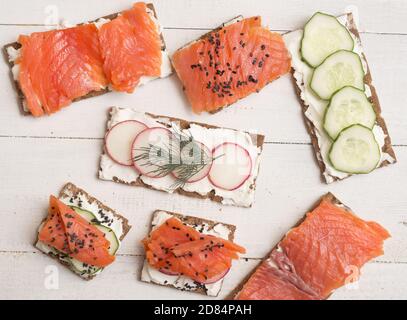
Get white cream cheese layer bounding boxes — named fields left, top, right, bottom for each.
left=283, top=14, right=396, bottom=183
left=99, top=107, right=263, bottom=207
left=141, top=211, right=232, bottom=297
left=35, top=189, right=124, bottom=278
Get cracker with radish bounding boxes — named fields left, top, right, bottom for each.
left=99, top=107, right=265, bottom=207
left=141, top=210, right=245, bottom=297
left=283, top=12, right=396, bottom=183
left=35, top=183, right=131, bottom=280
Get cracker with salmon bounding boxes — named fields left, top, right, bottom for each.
left=35, top=183, right=131, bottom=280
left=171, top=15, right=291, bottom=114
left=233, top=193, right=390, bottom=300
left=141, top=210, right=245, bottom=297
left=3, top=2, right=171, bottom=117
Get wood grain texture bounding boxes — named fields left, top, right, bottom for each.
left=0, top=0, right=406, bottom=299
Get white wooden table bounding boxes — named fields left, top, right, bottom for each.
left=1, top=0, right=406, bottom=300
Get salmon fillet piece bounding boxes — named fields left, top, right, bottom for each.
left=98, top=2, right=162, bottom=93
left=17, top=24, right=107, bottom=116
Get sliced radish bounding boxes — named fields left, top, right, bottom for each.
left=199, top=268, right=230, bottom=284
left=105, top=120, right=148, bottom=166
left=172, top=141, right=212, bottom=183
left=132, top=127, right=173, bottom=178
left=208, top=143, right=252, bottom=191
left=159, top=268, right=180, bottom=276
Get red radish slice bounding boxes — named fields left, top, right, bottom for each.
left=159, top=268, right=180, bottom=276
left=132, top=127, right=173, bottom=178
left=199, top=268, right=230, bottom=284
left=105, top=120, right=148, bottom=166
left=159, top=266, right=229, bottom=283
left=172, top=141, right=212, bottom=183
left=208, top=142, right=252, bottom=191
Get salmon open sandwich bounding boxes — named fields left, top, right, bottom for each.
left=234, top=193, right=390, bottom=300
left=35, top=183, right=131, bottom=280
left=172, top=15, right=291, bottom=114
left=4, top=2, right=171, bottom=117
left=141, top=210, right=246, bottom=297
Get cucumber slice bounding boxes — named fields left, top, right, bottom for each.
left=301, top=12, right=354, bottom=67
left=68, top=207, right=120, bottom=274
left=70, top=206, right=99, bottom=223
left=95, top=225, right=120, bottom=255
left=329, top=124, right=380, bottom=174
left=324, top=86, right=376, bottom=140
left=69, top=258, right=101, bottom=276
left=310, top=50, right=364, bottom=100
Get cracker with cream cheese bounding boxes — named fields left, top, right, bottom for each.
left=99, top=107, right=265, bottom=207
left=283, top=12, right=396, bottom=183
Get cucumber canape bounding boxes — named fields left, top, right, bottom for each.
left=324, top=86, right=376, bottom=140
left=329, top=124, right=380, bottom=174
left=301, top=12, right=354, bottom=67
left=68, top=207, right=120, bottom=275
left=310, top=50, right=364, bottom=100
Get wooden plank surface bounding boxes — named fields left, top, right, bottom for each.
left=0, top=0, right=406, bottom=300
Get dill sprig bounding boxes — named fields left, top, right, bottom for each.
left=133, top=126, right=214, bottom=188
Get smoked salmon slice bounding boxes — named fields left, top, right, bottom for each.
left=143, top=217, right=246, bottom=283
left=98, top=2, right=162, bottom=93
left=172, top=16, right=291, bottom=113
left=38, top=196, right=115, bottom=268
left=235, top=193, right=390, bottom=300
left=17, top=24, right=107, bottom=116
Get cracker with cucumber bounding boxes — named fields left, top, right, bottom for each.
left=35, top=183, right=131, bottom=280
left=283, top=12, right=396, bottom=183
